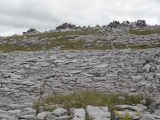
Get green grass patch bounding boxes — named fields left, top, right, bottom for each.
left=0, top=37, right=113, bottom=52
left=0, top=44, right=43, bottom=52
left=129, top=29, right=160, bottom=35
left=33, top=91, right=152, bottom=118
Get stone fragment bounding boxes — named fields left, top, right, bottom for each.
left=95, top=64, right=108, bottom=68
left=19, top=114, right=36, bottom=120
left=9, top=104, right=29, bottom=110
left=133, top=116, right=141, bottom=120
left=10, top=73, right=23, bottom=79
left=156, top=73, right=160, bottom=78
left=140, top=114, right=160, bottom=120
left=129, top=88, right=137, bottom=92
left=140, top=100, right=146, bottom=105
left=51, top=108, right=68, bottom=117
left=55, top=115, right=73, bottom=120
left=54, top=59, right=66, bottom=63
left=91, top=73, right=101, bottom=77
left=18, top=109, right=36, bottom=116
left=154, top=110, right=160, bottom=115
left=114, top=104, right=147, bottom=112
left=0, top=54, right=7, bottom=59
left=70, top=108, right=85, bottom=120
left=131, top=76, right=144, bottom=81
left=37, top=111, right=51, bottom=119
left=84, top=73, right=95, bottom=77
left=149, top=99, right=160, bottom=110
left=8, top=109, right=22, bottom=114
left=0, top=114, right=17, bottom=120
left=36, top=62, right=50, bottom=67
left=118, top=96, right=126, bottom=99
left=143, top=64, right=151, bottom=72
left=0, top=102, right=10, bottom=110
left=86, top=105, right=111, bottom=120
left=70, top=70, right=81, bottom=74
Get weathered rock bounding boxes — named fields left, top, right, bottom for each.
left=143, top=64, right=151, bottom=72
left=56, top=23, right=79, bottom=31
left=37, top=111, right=51, bottom=119
left=140, top=114, right=160, bottom=120
left=70, top=108, right=85, bottom=120
left=51, top=108, right=68, bottom=117
left=0, top=114, right=17, bottom=120
left=55, top=115, right=73, bottom=120
left=23, top=28, right=40, bottom=35
left=114, top=104, right=147, bottom=112
left=140, top=100, right=146, bottom=105
left=9, top=104, right=30, bottom=110
left=149, top=99, right=160, bottom=111
left=86, top=105, right=111, bottom=120
left=19, top=114, right=36, bottom=120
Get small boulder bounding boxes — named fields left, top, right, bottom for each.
left=37, top=111, right=51, bottom=119
left=51, top=108, right=67, bottom=117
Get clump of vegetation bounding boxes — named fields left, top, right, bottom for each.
left=114, top=110, right=140, bottom=120
left=0, top=44, right=43, bottom=52
left=124, top=111, right=130, bottom=120
left=114, top=110, right=122, bottom=120
left=33, top=91, right=152, bottom=119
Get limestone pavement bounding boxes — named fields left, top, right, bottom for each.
left=0, top=48, right=160, bottom=119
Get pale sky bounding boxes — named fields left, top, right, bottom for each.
left=0, top=0, right=160, bottom=36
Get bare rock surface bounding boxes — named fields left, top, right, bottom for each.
left=1, top=48, right=160, bottom=119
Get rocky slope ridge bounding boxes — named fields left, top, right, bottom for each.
left=0, top=20, right=160, bottom=119
left=0, top=20, right=160, bottom=53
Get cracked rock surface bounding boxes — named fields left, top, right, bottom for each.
left=0, top=48, right=160, bottom=119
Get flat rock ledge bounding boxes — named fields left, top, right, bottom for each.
left=1, top=48, right=160, bottom=119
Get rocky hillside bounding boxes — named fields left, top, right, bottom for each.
left=0, top=20, right=160, bottom=52
left=0, top=20, right=160, bottom=119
